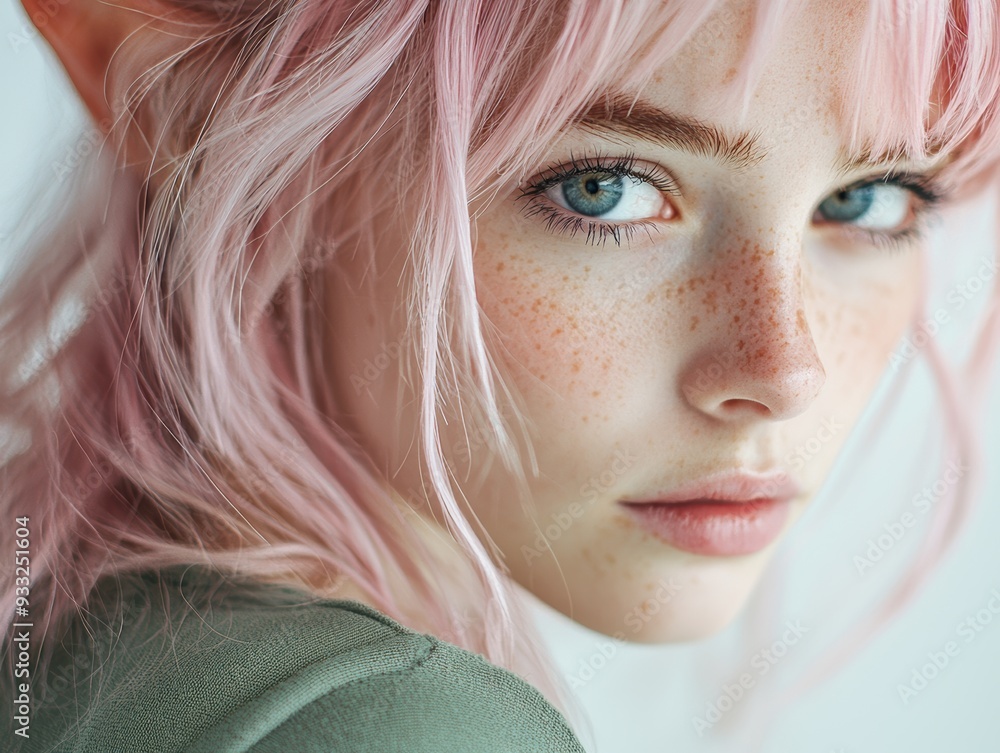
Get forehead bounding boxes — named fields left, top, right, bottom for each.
left=644, top=0, right=866, bottom=115
left=654, top=4, right=860, bottom=126
left=566, top=0, right=934, bottom=174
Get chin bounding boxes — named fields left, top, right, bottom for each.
left=543, top=558, right=771, bottom=644
left=582, top=593, right=751, bottom=644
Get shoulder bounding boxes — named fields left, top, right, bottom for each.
left=21, top=565, right=586, bottom=753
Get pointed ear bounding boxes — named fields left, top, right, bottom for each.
left=19, top=0, right=173, bottom=132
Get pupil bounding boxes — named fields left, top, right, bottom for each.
left=585, top=178, right=600, bottom=195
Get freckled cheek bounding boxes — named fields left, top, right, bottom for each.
left=476, top=271, right=637, bottom=405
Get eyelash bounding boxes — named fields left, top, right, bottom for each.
left=828, top=172, right=946, bottom=255
left=517, top=154, right=947, bottom=251
left=517, top=152, right=678, bottom=247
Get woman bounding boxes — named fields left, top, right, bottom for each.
left=2, top=0, right=998, bottom=750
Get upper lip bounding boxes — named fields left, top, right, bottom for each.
left=619, top=468, right=801, bottom=505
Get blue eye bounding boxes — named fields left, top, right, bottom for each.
left=543, top=170, right=668, bottom=222
left=817, top=185, right=876, bottom=221
left=559, top=173, right=625, bottom=216
left=815, top=182, right=911, bottom=232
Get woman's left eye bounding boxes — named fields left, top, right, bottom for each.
left=545, top=171, right=668, bottom=221
left=813, top=181, right=915, bottom=232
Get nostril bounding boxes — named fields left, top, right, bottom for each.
left=718, top=398, right=771, bottom=418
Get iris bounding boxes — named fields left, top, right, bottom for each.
left=561, top=172, right=624, bottom=217
left=817, top=185, right=876, bottom=222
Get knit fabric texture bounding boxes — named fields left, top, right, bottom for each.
left=6, top=564, right=586, bottom=752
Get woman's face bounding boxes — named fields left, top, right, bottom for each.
left=327, top=1, right=947, bottom=640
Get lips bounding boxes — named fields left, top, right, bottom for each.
left=617, top=469, right=801, bottom=556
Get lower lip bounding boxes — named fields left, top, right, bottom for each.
left=618, top=498, right=792, bottom=556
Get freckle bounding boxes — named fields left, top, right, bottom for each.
left=496, top=262, right=505, bottom=272
left=531, top=297, right=543, bottom=313
left=733, top=314, right=740, bottom=323
left=584, top=266, right=591, bottom=273
left=582, top=415, right=589, bottom=422
left=606, top=553, right=617, bottom=565
left=737, top=340, right=744, bottom=351
left=562, top=275, right=569, bottom=282
left=701, top=290, right=717, bottom=313
left=796, top=308, right=807, bottom=332
left=552, top=327, right=563, bottom=336
left=689, top=315, right=699, bottom=331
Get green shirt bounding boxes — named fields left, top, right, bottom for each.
left=6, top=565, right=586, bottom=752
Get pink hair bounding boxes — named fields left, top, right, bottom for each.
left=1, top=0, right=999, bottom=742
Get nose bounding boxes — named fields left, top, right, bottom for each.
left=679, top=238, right=826, bottom=423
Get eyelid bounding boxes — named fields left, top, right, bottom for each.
left=514, top=151, right=677, bottom=247
left=813, top=171, right=948, bottom=251
left=520, top=151, right=682, bottom=199
left=811, top=170, right=947, bottom=232
left=836, top=169, right=947, bottom=204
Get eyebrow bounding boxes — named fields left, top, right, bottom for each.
left=573, top=96, right=940, bottom=176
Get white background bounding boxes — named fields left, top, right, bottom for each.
left=3, top=1, right=999, bottom=751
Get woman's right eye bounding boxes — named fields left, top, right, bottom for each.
left=545, top=171, right=670, bottom=221
left=517, top=156, right=682, bottom=246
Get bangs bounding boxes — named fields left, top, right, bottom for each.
left=456, top=0, right=1000, bottom=196
left=848, top=0, right=1000, bottom=193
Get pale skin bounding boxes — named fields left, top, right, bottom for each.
left=30, top=0, right=947, bottom=642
